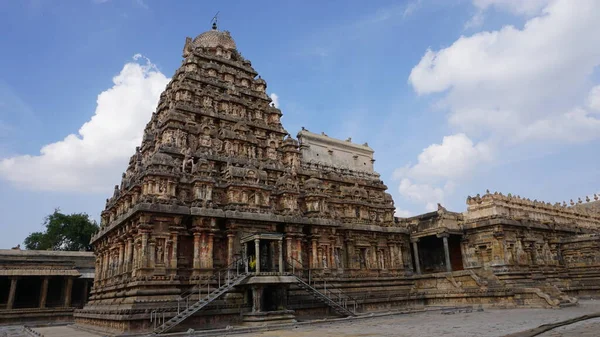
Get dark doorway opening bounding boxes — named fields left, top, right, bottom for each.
left=14, top=277, right=41, bottom=308
left=0, top=277, right=10, bottom=308
left=449, top=235, right=464, bottom=271
left=46, top=277, right=64, bottom=308
left=418, top=236, right=446, bottom=273
left=261, top=285, right=279, bottom=311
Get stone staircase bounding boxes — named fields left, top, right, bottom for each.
left=152, top=272, right=249, bottom=335
left=293, top=276, right=357, bottom=317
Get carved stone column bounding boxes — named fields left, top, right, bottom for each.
left=193, top=232, right=201, bottom=269
left=81, top=280, right=89, bottom=306
left=397, top=244, right=404, bottom=270
left=278, top=239, right=284, bottom=273
left=255, top=239, right=261, bottom=273
left=170, top=232, right=178, bottom=270
left=39, top=277, right=49, bottom=308
left=243, top=242, right=248, bottom=273
left=103, top=252, right=109, bottom=278
left=141, top=231, right=149, bottom=268
left=251, top=286, right=262, bottom=312
left=149, top=240, right=156, bottom=269
left=296, top=237, right=303, bottom=268
left=227, top=232, right=235, bottom=267
left=126, top=237, right=134, bottom=272
left=207, top=233, right=214, bottom=269
left=285, top=236, right=293, bottom=267
left=63, top=277, right=73, bottom=307
left=311, top=238, right=318, bottom=269
left=7, top=277, right=17, bottom=309
left=441, top=235, right=452, bottom=273
left=118, top=242, right=125, bottom=274
left=412, top=239, right=422, bottom=275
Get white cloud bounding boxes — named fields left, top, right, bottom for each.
left=588, top=85, right=600, bottom=112
left=395, top=133, right=491, bottom=183
left=409, top=0, right=600, bottom=142
left=394, top=208, right=413, bottom=218
left=393, top=134, right=487, bottom=212
left=397, top=178, right=454, bottom=212
left=401, top=0, right=600, bottom=211
left=270, top=93, right=279, bottom=108
left=0, top=55, right=169, bottom=193
left=472, top=0, right=552, bottom=16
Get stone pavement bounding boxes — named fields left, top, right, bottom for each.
left=537, top=317, right=600, bottom=337
left=234, top=300, right=600, bottom=337
left=0, top=325, right=27, bottom=337
left=32, top=326, right=101, bottom=337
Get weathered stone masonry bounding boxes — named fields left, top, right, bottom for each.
left=73, top=24, right=600, bottom=334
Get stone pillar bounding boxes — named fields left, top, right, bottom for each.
left=329, top=245, right=335, bottom=269
left=141, top=231, right=149, bottom=268
left=103, top=252, right=109, bottom=278
left=442, top=235, right=452, bottom=272
left=118, top=243, right=125, bottom=274
left=254, top=239, right=261, bottom=273
left=397, top=244, right=404, bottom=270
left=244, top=243, right=249, bottom=273
left=207, top=233, right=214, bottom=269
left=126, top=237, right=134, bottom=272
left=412, top=239, right=422, bottom=275
left=251, top=286, right=262, bottom=312
left=149, top=240, right=156, bottom=268
left=7, top=277, right=17, bottom=309
left=278, top=239, right=284, bottom=273
left=170, top=232, right=178, bottom=270
left=193, top=232, right=201, bottom=269
left=311, top=238, right=318, bottom=269
left=39, top=277, right=49, bottom=308
left=227, top=232, right=235, bottom=267
left=296, top=237, right=303, bottom=268
left=64, top=277, right=73, bottom=307
left=286, top=236, right=293, bottom=267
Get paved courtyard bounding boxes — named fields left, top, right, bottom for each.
left=5, top=300, right=600, bottom=337
left=236, top=300, right=600, bottom=337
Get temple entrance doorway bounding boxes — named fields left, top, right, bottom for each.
left=449, top=235, right=464, bottom=271
left=241, top=233, right=283, bottom=273
left=262, top=285, right=279, bottom=311
left=419, top=236, right=446, bottom=274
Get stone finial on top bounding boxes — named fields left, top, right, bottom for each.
left=586, top=195, right=591, bottom=202
left=570, top=199, right=575, bottom=206
left=11, top=244, right=20, bottom=250
left=486, top=189, right=490, bottom=194
left=595, top=193, right=599, bottom=201
left=346, top=137, right=352, bottom=142
left=578, top=197, right=583, bottom=204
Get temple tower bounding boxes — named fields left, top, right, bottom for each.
left=75, top=24, right=399, bottom=333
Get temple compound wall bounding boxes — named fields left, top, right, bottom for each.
left=73, top=24, right=600, bottom=334
left=0, top=249, right=94, bottom=324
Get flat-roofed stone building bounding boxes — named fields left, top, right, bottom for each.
left=0, top=249, right=94, bottom=324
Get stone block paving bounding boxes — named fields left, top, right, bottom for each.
left=0, top=325, right=27, bottom=337
left=235, top=300, right=600, bottom=337
left=33, top=326, right=100, bottom=337
left=537, top=317, right=600, bottom=337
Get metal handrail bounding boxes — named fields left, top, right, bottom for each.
left=150, top=257, right=246, bottom=317
left=285, top=256, right=358, bottom=313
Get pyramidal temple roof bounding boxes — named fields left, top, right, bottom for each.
left=94, top=25, right=395, bottom=240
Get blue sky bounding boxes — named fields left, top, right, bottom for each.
left=1, top=0, right=599, bottom=249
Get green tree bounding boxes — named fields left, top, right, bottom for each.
left=24, top=209, right=99, bottom=251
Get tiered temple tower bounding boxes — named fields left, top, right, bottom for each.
left=75, top=24, right=401, bottom=332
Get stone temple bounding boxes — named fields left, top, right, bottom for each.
left=73, top=24, right=600, bottom=334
